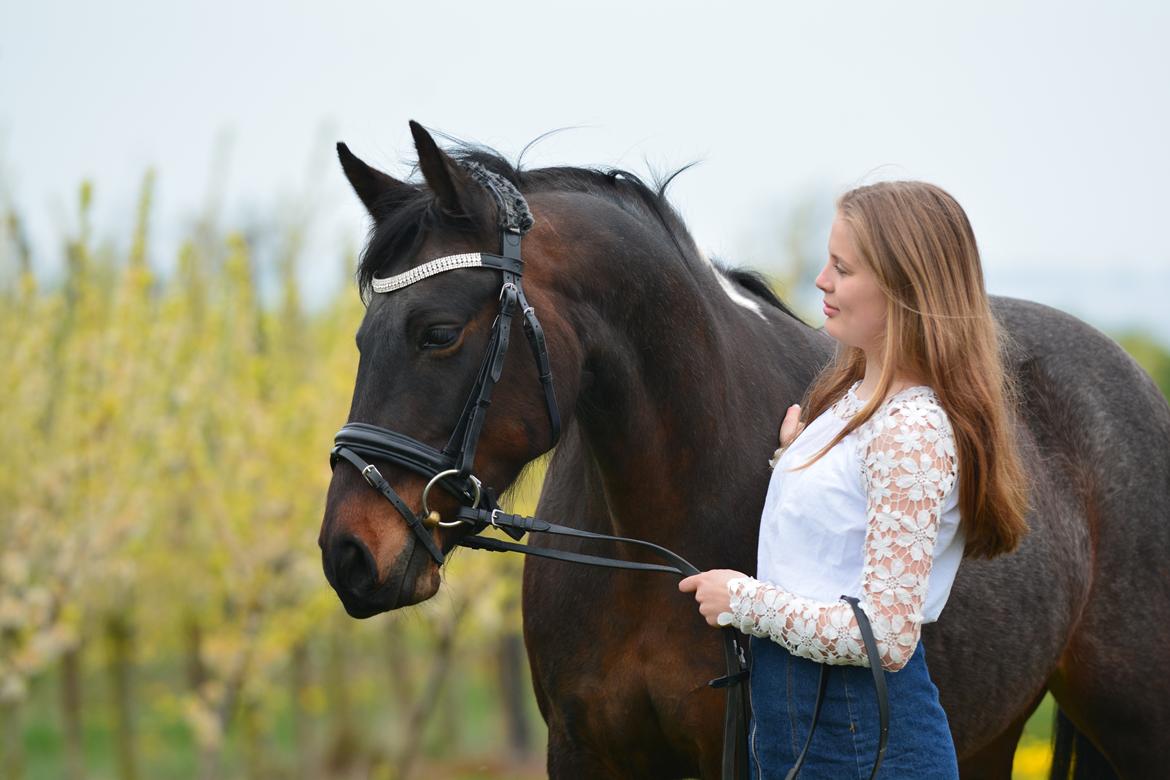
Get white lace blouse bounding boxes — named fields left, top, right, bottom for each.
left=717, top=380, right=963, bottom=672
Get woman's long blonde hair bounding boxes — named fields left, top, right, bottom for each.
left=789, top=180, right=1030, bottom=560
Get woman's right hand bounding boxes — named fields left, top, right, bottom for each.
left=778, top=403, right=804, bottom=447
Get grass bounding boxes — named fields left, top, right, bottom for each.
left=18, top=661, right=1057, bottom=779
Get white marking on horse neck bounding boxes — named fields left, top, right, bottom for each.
left=696, top=246, right=769, bottom=321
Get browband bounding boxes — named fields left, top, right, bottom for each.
left=371, top=251, right=525, bottom=294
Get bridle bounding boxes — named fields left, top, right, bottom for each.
left=327, top=160, right=886, bottom=779
left=329, top=208, right=559, bottom=567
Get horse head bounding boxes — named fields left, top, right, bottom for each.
left=319, top=121, right=582, bottom=616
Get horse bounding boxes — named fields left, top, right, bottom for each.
left=317, top=119, right=1170, bottom=778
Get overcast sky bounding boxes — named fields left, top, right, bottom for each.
left=2, top=0, right=1167, bottom=342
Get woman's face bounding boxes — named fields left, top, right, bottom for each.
left=816, top=212, right=888, bottom=352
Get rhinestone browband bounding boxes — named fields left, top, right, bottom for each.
left=371, top=253, right=487, bottom=294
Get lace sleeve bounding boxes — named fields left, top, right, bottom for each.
left=719, top=397, right=958, bottom=672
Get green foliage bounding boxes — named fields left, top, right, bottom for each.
left=1117, top=330, right=1170, bottom=394
left=0, top=176, right=545, bottom=778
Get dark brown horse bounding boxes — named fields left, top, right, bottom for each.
left=318, top=120, right=1170, bottom=778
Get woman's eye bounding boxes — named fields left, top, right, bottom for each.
left=421, top=326, right=461, bottom=349
left=834, top=263, right=846, bottom=274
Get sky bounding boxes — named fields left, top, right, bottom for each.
left=2, top=0, right=1168, bottom=342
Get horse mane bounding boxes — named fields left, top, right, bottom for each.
left=356, top=134, right=807, bottom=326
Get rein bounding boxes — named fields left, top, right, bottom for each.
left=328, top=162, right=886, bottom=779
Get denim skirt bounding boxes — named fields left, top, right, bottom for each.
left=747, top=634, right=959, bottom=779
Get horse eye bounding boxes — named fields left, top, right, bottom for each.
left=421, top=326, right=461, bottom=349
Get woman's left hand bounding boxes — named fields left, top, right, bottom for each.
left=678, top=569, right=749, bottom=627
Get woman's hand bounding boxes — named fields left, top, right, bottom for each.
left=779, top=403, right=804, bottom=447
left=768, top=403, right=804, bottom=469
left=678, top=569, right=749, bottom=627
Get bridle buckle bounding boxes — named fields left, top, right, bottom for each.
left=361, top=463, right=382, bottom=487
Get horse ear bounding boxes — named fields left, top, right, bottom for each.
left=408, top=120, right=468, bottom=214
left=336, top=142, right=414, bottom=223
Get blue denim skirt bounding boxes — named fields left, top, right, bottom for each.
left=748, top=634, right=959, bottom=779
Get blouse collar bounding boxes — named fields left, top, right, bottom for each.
left=833, top=379, right=936, bottom=419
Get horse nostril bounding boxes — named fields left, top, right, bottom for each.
left=335, top=536, right=379, bottom=595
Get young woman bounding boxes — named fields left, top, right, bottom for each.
left=679, top=180, right=1030, bottom=779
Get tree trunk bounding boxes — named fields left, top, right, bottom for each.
left=0, top=695, right=25, bottom=780
left=198, top=603, right=261, bottom=780
left=242, top=698, right=263, bottom=780
left=106, top=615, right=137, bottom=780
left=395, top=600, right=468, bottom=780
left=184, top=617, right=206, bottom=693
left=290, top=640, right=311, bottom=780
left=324, top=616, right=360, bottom=777
left=497, top=631, right=531, bottom=761
left=187, top=618, right=221, bottom=780
left=384, top=620, right=414, bottom=706
left=61, top=642, right=85, bottom=780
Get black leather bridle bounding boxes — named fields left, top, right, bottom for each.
left=327, top=162, right=886, bottom=779
left=329, top=222, right=558, bottom=567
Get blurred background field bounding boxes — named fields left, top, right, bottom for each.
left=0, top=170, right=555, bottom=779
left=3, top=2, right=1168, bottom=778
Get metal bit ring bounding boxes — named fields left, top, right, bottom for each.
left=422, top=469, right=482, bottom=527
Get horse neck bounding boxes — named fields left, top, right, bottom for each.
left=539, top=196, right=821, bottom=564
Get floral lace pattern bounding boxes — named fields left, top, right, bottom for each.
left=721, top=385, right=958, bottom=672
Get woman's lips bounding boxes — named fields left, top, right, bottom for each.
left=823, top=302, right=839, bottom=315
